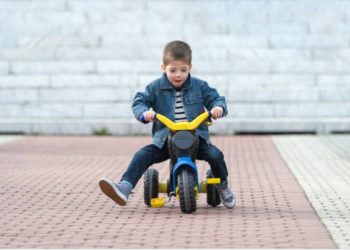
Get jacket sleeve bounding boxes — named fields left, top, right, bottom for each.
left=132, top=83, right=156, bottom=123
left=201, top=81, right=228, bottom=116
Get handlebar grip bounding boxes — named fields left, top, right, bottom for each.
left=206, top=111, right=224, bottom=126
left=140, top=114, right=146, bottom=123
left=139, top=113, right=156, bottom=123
left=208, top=111, right=225, bottom=119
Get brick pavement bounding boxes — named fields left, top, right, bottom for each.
left=0, top=136, right=337, bottom=248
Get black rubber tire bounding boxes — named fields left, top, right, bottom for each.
left=206, top=169, right=221, bottom=207
left=143, top=168, right=159, bottom=206
left=177, top=169, right=197, bottom=213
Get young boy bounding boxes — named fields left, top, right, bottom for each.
left=99, top=40, right=236, bottom=209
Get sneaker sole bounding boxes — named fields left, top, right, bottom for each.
left=99, top=179, right=127, bottom=206
left=222, top=199, right=236, bottom=209
left=216, top=187, right=236, bottom=209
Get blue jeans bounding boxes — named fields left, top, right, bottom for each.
left=121, top=137, right=229, bottom=188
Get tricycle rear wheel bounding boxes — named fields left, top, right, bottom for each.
left=143, top=168, right=159, bottom=206
left=206, top=169, right=221, bottom=207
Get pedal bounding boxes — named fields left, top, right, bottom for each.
left=207, top=178, right=221, bottom=184
left=151, top=197, right=166, bottom=208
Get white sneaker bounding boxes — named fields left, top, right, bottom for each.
left=99, top=178, right=132, bottom=206
left=216, top=180, right=236, bottom=209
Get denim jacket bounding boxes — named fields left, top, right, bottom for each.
left=132, top=73, right=228, bottom=148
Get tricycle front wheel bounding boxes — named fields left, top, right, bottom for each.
left=177, top=169, right=197, bottom=213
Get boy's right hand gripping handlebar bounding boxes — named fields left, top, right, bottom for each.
left=139, top=113, right=156, bottom=124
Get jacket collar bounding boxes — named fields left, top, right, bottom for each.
left=160, top=73, right=191, bottom=90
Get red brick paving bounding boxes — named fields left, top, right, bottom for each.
left=0, top=136, right=336, bottom=248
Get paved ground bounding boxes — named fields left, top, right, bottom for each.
left=0, top=135, right=349, bottom=248
left=273, top=135, right=350, bottom=249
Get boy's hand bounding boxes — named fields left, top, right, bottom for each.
left=143, top=110, right=156, bottom=122
left=210, top=106, right=224, bottom=120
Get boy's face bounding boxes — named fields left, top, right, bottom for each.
left=161, top=60, right=192, bottom=89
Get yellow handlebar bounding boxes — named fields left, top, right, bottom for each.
left=156, top=112, right=211, bottom=131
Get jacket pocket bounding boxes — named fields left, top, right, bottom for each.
left=184, top=94, right=203, bottom=104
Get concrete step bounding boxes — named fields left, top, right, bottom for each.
left=1, top=102, right=349, bottom=119
left=1, top=117, right=349, bottom=135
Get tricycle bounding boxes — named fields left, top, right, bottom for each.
left=142, top=111, right=221, bottom=214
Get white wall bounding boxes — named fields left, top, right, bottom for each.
left=1, top=0, right=350, bottom=135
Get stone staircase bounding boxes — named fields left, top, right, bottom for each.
left=0, top=0, right=350, bottom=135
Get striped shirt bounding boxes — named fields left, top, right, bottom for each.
left=174, top=91, right=187, bottom=122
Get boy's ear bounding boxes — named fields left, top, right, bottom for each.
left=161, top=64, right=166, bottom=71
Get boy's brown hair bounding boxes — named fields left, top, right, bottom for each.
left=163, top=40, right=192, bottom=66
